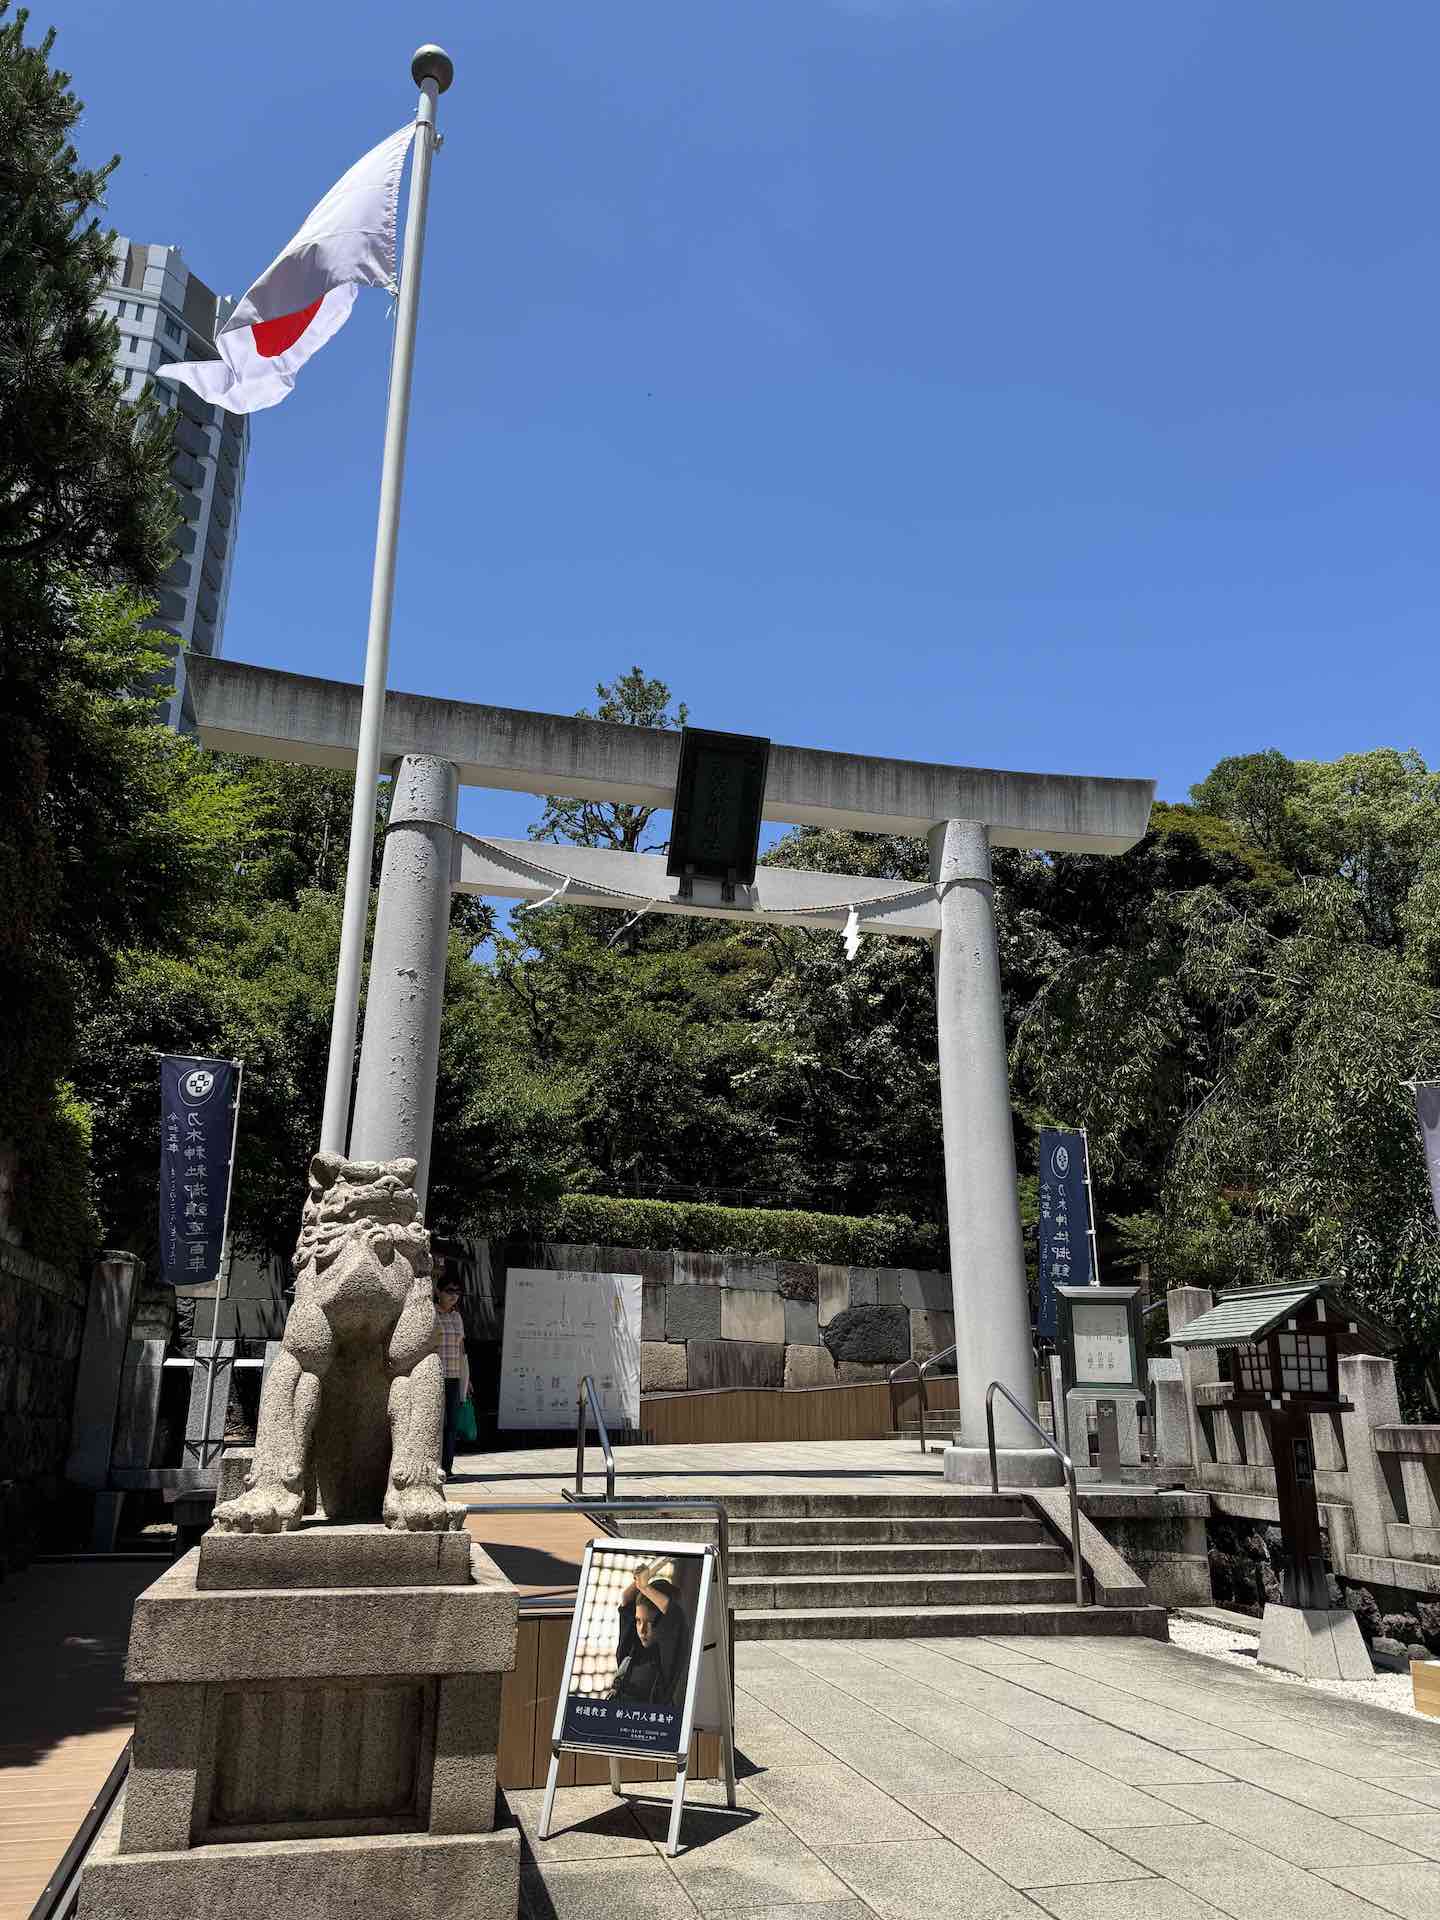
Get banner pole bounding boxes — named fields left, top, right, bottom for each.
left=202, top=1059, right=245, bottom=1468
left=319, top=45, right=454, bottom=1157
left=1079, top=1124, right=1102, bottom=1287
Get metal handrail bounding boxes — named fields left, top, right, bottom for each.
left=887, top=1345, right=957, bottom=1452
left=886, top=1356, right=920, bottom=1437
left=984, top=1378, right=1087, bottom=1608
left=915, top=1344, right=958, bottom=1453
left=576, top=1374, right=616, bottom=1503
left=885, top=1356, right=919, bottom=1415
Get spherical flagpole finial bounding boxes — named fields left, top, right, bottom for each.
left=412, top=45, right=454, bottom=93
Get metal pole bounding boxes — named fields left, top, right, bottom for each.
left=319, top=45, right=455, bottom=1156
left=1079, top=1123, right=1103, bottom=1286
left=202, top=1059, right=244, bottom=1468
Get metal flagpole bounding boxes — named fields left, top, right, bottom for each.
left=319, top=44, right=455, bottom=1156
left=201, top=1059, right=245, bottom=1467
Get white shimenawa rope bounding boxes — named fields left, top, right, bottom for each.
left=464, top=836, right=934, bottom=960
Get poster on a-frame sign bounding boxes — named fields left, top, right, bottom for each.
left=538, top=1537, right=736, bottom=1856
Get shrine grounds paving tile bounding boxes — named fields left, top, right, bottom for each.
left=1094, top=1823, right=1399, bottom=1920
left=506, top=1786, right=652, bottom=1862
left=740, top=1764, right=935, bottom=1844
left=906, top=1789, right=1156, bottom=1888
left=969, top=1755, right=1201, bottom=1830
left=517, top=1632, right=1440, bottom=1919
left=629, top=1784, right=857, bottom=1912
left=1316, top=1865, right=1440, bottom=1920
left=1028, top=1884, right=1231, bottom=1920
left=1377, top=1777, right=1440, bottom=1812
left=806, top=1731, right=1002, bottom=1801
left=1205, top=1749, right=1426, bottom=1816
left=1146, top=1781, right=1422, bottom=1867
left=521, top=1855, right=701, bottom=1919
left=824, top=1836, right=1047, bottom=1920
left=1347, top=1815, right=1440, bottom=1861
left=717, top=1906, right=873, bottom=1920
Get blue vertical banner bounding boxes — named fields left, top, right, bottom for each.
left=1036, top=1126, right=1094, bottom=1339
left=159, top=1056, right=240, bottom=1288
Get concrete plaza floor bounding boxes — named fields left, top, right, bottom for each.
left=449, top=1436, right=959, bottom=1503
left=514, top=1630, right=1440, bottom=1920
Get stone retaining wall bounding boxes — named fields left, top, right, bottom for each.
left=528, top=1242, right=954, bottom=1394
left=0, top=1235, right=88, bottom=1563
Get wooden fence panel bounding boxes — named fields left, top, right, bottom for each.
left=498, top=1613, right=723, bottom=1790
left=636, top=1376, right=956, bottom=1447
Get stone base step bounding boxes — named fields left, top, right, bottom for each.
left=695, top=1492, right=1033, bottom=1520
left=726, top=1516, right=1050, bottom=1547
left=731, top=1570, right=1079, bottom=1610
left=734, top=1602, right=1169, bottom=1641
left=730, top=1543, right=1070, bottom=1578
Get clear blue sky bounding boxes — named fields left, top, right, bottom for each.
left=57, top=1, right=1440, bottom=846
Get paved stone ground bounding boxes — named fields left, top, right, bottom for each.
left=512, top=1631, right=1440, bottom=1919
left=451, top=1436, right=952, bottom=1499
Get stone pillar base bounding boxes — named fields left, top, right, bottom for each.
left=80, top=1793, right=520, bottom=1920
left=77, top=1524, right=521, bottom=1919
left=944, top=1444, right=1064, bottom=1488
left=1257, top=1603, right=1373, bottom=1681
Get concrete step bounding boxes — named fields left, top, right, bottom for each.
left=727, top=1515, right=1050, bottom=1547
left=730, top=1543, right=1070, bottom=1578
left=734, top=1601, right=1168, bottom=1641
left=707, top=1493, right=1032, bottom=1520
left=730, top=1570, right=1079, bottom=1611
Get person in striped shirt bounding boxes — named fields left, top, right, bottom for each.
left=435, top=1280, right=471, bottom=1476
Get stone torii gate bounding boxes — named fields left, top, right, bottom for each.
left=189, top=654, right=1154, bottom=1485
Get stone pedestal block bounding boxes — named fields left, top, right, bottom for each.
left=944, top=1444, right=1064, bottom=1488
left=1149, top=1357, right=1190, bottom=1468
left=78, top=1528, right=521, bottom=1920
left=1067, top=1388, right=1144, bottom=1475
left=67, top=1251, right=142, bottom=1489
left=1257, top=1603, right=1373, bottom=1681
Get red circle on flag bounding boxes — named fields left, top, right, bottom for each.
left=251, top=297, right=324, bottom=358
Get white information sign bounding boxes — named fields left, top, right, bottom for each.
left=1071, top=1300, right=1135, bottom=1386
left=498, top=1268, right=642, bottom=1430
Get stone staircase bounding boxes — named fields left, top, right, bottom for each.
left=623, top=1492, right=1166, bottom=1642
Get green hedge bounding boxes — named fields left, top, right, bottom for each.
left=550, top=1194, right=942, bottom=1268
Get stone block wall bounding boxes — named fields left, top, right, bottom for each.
left=527, top=1242, right=954, bottom=1396
left=0, top=1236, right=88, bottom=1563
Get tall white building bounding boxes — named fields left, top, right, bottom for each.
left=99, top=239, right=250, bottom=732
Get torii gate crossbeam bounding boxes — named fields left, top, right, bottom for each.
left=189, top=655, right=1155, bottom=1486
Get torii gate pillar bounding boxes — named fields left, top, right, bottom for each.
left=930, top=819, right=1057, bottom=1485
left=349, top=754, right=459, bottom=1209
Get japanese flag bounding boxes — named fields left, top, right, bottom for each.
left=157, top=122, right=415, bottom=416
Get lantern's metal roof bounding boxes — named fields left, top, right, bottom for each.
left=1168, top=1282, right=1393, bottom=1353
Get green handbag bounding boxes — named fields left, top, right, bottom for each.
left=455, top=1394, right=478, bottom=1444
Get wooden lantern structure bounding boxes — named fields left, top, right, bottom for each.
left=1170, top=1282, right=1393, bottom=1610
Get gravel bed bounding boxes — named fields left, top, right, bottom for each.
left=1167, top=1612, right=1423, bottom=1717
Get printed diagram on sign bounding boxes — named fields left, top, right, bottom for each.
left=498, top=1269, right=642, bottom=1430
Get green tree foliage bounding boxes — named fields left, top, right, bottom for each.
left=529, top=665, right=688, bottom=854
left=0, top=10, right=228, bottom=1265
left=2, top=587, right=258, bottom=1263
left=0, top=4, right=175, bottom=616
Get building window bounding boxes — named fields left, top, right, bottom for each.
left=164, top=316, right=182, bottom=342
left=1277, top=1331, right=1328, bottom=1395
left=1236, top=1345, right=1273, bottom=1394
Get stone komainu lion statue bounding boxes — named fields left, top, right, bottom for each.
left=213, top=1152, right=460, bottom=1534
